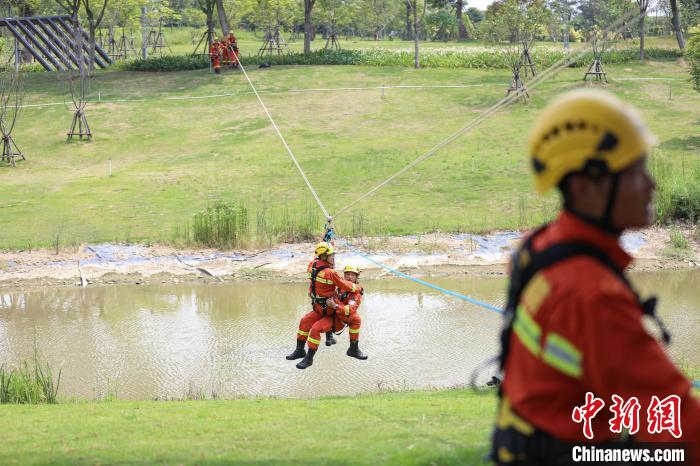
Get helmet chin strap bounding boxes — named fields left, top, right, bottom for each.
left=564, top=172, right=622, bottom=236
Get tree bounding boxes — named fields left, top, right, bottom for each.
left=82, top=0, right=109, bottom=71
left=455, top=0, right=468, bottom=38
left=686, top=34, right=700, bottom=92
left=303, top=0, right=316, bottom=53
left=636, top=0, right=649, bottom=60
left=466, top=6, right=484, bottom=25
left=216, top=0, right=230, bottom=35
left=669, top=0, right=684, bottom=49
left=197, top=0, right=216, bottom=45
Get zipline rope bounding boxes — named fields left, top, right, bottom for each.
left=332, top=7, right=647, bottom=220
left=237, top=59, right=331, bottom=220
left=334, top=236, right=503, bottom=314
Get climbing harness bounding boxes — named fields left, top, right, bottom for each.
left=497, top=225, right=671, bottom=379
left=309, top=259, right=331, bottom=314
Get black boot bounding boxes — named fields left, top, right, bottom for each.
left=286, top=340, right=306, bottom=360
left=296, top=348, right=317, bottom=369
left=325, top=331, right=337, bottom=346
left=346, top=341, right=368, bottom=360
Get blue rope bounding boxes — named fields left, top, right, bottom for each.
left=336, top=235, right=700, bottom=387
left=335, top=237, right=503, bottom=314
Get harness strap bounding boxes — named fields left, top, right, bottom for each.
left=499, top=227, right=670, bottom=375
left=310, top=261, right=331, bottom=315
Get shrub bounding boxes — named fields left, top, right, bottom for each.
left=126, top=46, right=682, bottom=72
left=686, top=35, right=700, bottom=92
left=125, top=54, right=210, bottom=72
left=669, top=226, right=690, bottom=250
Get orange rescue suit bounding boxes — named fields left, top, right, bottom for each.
left=501, top=211, right=700, bottom=447
left=296, top=259, right=362, bottom=350
left=209, top=42, right=221, bottom=72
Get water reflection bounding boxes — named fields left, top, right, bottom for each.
left=0, top=270, right=696, bottom=399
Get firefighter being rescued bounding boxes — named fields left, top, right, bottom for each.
left=491, top=89, right=700, bottom=464
left=324, top=265, right=368, bottom=361
left=209, top=38, right=221, bottom=74
left=285, top=242, right=364, bottom=370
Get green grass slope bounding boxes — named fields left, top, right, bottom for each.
left=1, top=61, right=698, bottom=249
left=0, top=389, right=495, bottom=465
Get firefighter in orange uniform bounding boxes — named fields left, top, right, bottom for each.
left=227, top=33, right=239, bottom=68
left=491, top=89, right=700, bottom=464
left=219, top=37, right=229, bottom=66
left=333, top=265, right=368, bottom=360
left=209, top=38, right=221, bottom=74
left=286, top=242, right=363, bottom=370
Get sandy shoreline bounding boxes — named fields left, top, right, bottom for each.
left=0, top=227, right=698, bottom=290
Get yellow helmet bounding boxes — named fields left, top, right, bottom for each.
left=314, top=241, right=334, bottom=257
left=343, top=265, right=361, bottom=275
left=528, top=89, right=655, bottom=193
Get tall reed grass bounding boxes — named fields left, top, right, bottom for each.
left=0, top=352, right=61, bottom=404
left=651, top=152, right=700, bottom=224
left=174, top=201, right=322, bottom=248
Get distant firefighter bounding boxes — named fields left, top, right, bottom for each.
left=209, top=38, right=221, bottom=74
left=227, top=33, right=239, bottom=69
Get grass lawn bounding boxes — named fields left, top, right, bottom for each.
left=1, top=60, right=698, bottom=249
left=0, top=388, right=495, bottom=465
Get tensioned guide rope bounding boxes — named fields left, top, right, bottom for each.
left=237, top=59, right=331, bottom=220
left=331, top=7, right=646, bottom=220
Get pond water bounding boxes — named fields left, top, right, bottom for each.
left=0, top=270, right=697, bottom=399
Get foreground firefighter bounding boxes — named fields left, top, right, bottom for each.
left=491, top=89, right=699, bottom=464
left=286, top=242, right=365, bottom=370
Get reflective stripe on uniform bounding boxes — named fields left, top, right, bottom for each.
left=543, top=332, right=583, bottom=379
left=348, top=328, right=360, bottom=334
left=297, top=329, right=309, bottom=337
left=315, top=271, right=334, bottom=285
left=344, top=305, right=350, bottom=316
left=307, top=336, right=321, bottom=345
left=351, top=284, right=357, bottom=292
left=512, top=305, right=541, bottom=356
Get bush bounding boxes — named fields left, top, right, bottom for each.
left=669, top=226, right=690, bottom=249
left=686, top=35, right=700, bottom=92
left=126, top=46, right=683, bottom=72
left=125, top=54, right=210, bottom=72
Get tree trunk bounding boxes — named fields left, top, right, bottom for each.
left=215, top=0, right=230, bottom=37
left=304, top=0, right=316, bottom=54
left=206, top=13, right=215, bottom=43
left=88, top=22, right=96, bottom=73
left=405, top=0, right=412, bottom=40
left=456, top=0, right=468, bottom=40
left=669, top=0, right=685, bottom=50
left=412, top=1, right=419, bottom=68
left=639, top=14, right=645, bottom=60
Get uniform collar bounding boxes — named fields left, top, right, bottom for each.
left=548, top=210, right=633, bottom=270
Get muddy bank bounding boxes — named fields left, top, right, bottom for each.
left=0, top=227, right=698, bottom=289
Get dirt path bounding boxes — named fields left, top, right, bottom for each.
left=0, top=227, right=698, bottom=289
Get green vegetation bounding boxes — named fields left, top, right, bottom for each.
left=0, top=353, right=61, bottom=405
left=124, top=46, right=682, bottom=72
left=0, top=60, right=698, bottom=250
left=687, top=35, right=700, bottom=93
left=669, top=226, right=690, bottom=250
left=0, top=388, right=494, bottom=465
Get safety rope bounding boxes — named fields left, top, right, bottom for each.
left=332, top=8, right=646, bottom=220
left=334, top=236, right=503, bottom=314
left=237, top=59, right=331, bottom=220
